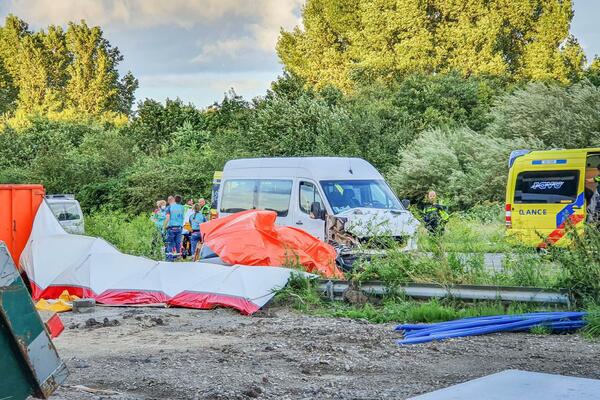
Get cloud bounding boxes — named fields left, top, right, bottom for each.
left=4, top=0, right=302, bottom=65
left=191, top=38, right=250, bottom=64
left=5, top=0, right=249, bottom=28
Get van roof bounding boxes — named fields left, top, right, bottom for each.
left=223, top=157, right=384, bottom=181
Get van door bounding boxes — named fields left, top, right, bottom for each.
left=511, top=168, right=585, bottom=246
left=294, top=180, right=326, bottom=239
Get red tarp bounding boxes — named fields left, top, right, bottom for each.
left=201, top=210, right=344, bottom=279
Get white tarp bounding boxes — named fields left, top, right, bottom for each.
left=20, top=202, right=299, bottom=314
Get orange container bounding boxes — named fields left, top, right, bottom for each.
left=0, top=184, right=45, bottom=269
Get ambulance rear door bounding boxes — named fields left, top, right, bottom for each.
left=510, top=158, right=585, bottom=246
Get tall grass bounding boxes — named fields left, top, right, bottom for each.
left=275, top=274, right=540, bottom=324
left=553, top=226, right=600, bottom=306
left=418, top=202, right=511, bottom=253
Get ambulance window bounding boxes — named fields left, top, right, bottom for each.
left=514, top=170, right=580, bottom=204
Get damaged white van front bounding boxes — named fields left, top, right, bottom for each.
left=218, top=157, right=420, bottom=267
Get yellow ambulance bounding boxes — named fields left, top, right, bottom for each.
left=209, top=171, right=223, bottom=220
left=505, top=148, right=600, bottom=248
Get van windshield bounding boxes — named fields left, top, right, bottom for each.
left=48, top=202, right=81, bottom=221
left=320, top=180, right=402, bottom=214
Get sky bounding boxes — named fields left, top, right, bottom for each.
left=0, top=0, right=599, bottom=108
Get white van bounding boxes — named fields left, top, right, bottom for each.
left=218, top=157, right=419, bottom=252
left=45, top=194, right=85, bottom=234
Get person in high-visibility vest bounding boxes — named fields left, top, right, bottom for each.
left=197, top=198, right=211, bottom=219
left=422, top=190, right=449, bottom=235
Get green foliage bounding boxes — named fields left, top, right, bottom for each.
left=130, top=98, right=206, bottom=153
left=278, top=0, right=584, bottom=91
left=418, top=216, right=510, bottom=254
left=583, top=305, right=600, bottom=339
left=316, top=298, right=537, bottom=324
left=85, top=209, right=164, bottom=260
left=500, top=250, right=560, bottom=288
left=273, top=274, right=323, bottom=312
left=529, top=325, right=552, bottom=335
left=0, top=15, right=137, bottom=124
left=0, top=118, right=137, bottom=210
left=118, top=146, right=221, bottom=214
left=273, top=270, right=541, bottom=324
left=586, top=57, right=600, bottom=87
left=488, top=81, right=600, bottom=148
left=553, top=227, right=600, bottom=306
left=387, top=127, right=517, bottom=208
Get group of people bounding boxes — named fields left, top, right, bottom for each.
left=150, top=196, right=211, bottom=261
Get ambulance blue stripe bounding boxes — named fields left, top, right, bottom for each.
left=555, top=192, right=585, bottom=228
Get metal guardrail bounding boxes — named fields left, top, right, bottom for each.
left=318, top=280, right=571, bottom=306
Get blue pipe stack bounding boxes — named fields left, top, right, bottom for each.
left=396, top=312, right=587, bottom=345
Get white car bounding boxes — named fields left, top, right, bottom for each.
left=45, top=194, right=85, bottom=234
left=218, top=157, right=420, bottom=259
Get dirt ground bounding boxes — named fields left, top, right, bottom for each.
left=46, top=306, right=600, bottom=400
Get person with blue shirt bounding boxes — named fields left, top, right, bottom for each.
left=163, top=195, right=185, bottom=261
left=189, top=203, right=207, bottom=258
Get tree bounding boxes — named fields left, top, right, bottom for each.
left=0, top=15, right=28, bottom=114
left=0, top=16, right=138, bottom=123
left=278, top=0, right=585, bottom=91
left=65, top=21, right=120, bottom=115
left=130, top=98, right=206, bottom=153
left=116, top=71, right=139, bottom=116
left=586, top=57, right=600, bottom=87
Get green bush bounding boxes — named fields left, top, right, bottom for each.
left=554, top=227, right=600, bottom=306
left=387, top=127, right=519, bottom=208
left=488, top=81, right=600, bottom=148
left=583, top=304, right=600, bottom=339
left=85, top=210, right=164, bottom=260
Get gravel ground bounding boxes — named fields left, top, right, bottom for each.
left=46, top=306, right=600, bottom=400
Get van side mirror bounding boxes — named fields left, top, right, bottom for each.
left=310, top=202, right=325, bottom=220
left=401, top=199, right=410, bottom=209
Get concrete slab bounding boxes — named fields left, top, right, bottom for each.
left=408, top=370, right=600, bottom=400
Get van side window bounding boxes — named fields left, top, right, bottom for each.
left=514, top=170, right=580, bottom=204
left=299, top=181, right=323, bottom=214
left=256, top=180, right=293, bottom=217
left=220, top=179, right=256, bottom=213
left=220, top=179, right=293, bottom=216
